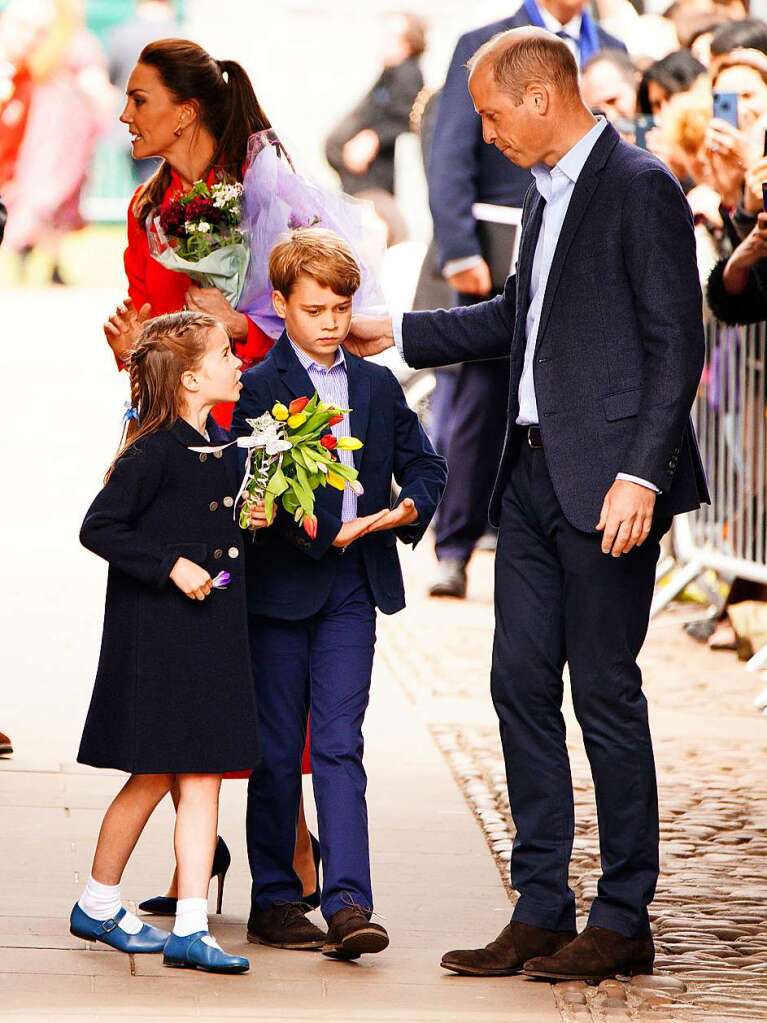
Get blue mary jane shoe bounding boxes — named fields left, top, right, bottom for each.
left=70, top=903, right=169, bottom=953
left=163, top=931, right=250, bottom=973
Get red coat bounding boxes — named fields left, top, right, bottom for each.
left=123, top=169, right=273, bottom=428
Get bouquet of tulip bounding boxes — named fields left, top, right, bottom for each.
left=237, top=394, right=363, bottom=539
left=146, top=179, right=249, bottom=306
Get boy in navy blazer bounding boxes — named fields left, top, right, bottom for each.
left=231, top=228, right=446, bottom=959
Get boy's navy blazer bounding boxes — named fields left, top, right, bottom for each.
left=231, top=333, right=447, bottom=620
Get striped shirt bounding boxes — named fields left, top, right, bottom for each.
left=288, top=337, right=357, bottom=522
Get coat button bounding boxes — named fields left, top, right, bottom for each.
left=228, top=546, right=240, bottom=559
left=199, top=453, right=207, bottom=463
left=214, top=450, right=223, bottom=459
left=213, top=548, right=223, bottom=559
left=223, top=496, right=234, bottom=508
left=209, top=501, right=219, bottom=512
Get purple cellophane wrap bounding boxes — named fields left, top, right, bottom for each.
left=237, top=129, right=386, bottom=338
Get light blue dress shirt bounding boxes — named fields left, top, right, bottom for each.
left=288, top=338, right=358, bottom=521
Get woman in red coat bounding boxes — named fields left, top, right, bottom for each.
left=102, top=38, right=318, bottom=912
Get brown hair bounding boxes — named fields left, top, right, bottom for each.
left=388, top=11, right=427, bottom=59
left=132, top=38, right=273, bottom=226
left=269, top=228, right=361, bottom=299
left=467, top=28, right=580, bottom=105
left=106, top=311, right=222, bottom=481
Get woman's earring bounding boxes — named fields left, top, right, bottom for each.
left=174, top=123, right=183, bottom=137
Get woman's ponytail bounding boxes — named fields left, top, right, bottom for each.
left=214, top=59, right=272, bottom=175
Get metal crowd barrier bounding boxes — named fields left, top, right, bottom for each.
left=653, top=319, right=767, bottom=671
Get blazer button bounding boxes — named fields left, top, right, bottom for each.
left=209, top=501, right=219, bottom=512
left=214, top=450, right=223, bottom=459
left=199, top=453, right=207, bottom=463
left=223, top=496, right=234, bottom=508
left=228, top=546, right=239, bottom=559
left=213, top=548, right=223, bottom=559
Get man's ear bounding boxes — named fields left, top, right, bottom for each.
left=272, top=289, right=287, bottom=318
left=528, top=83, right=550, bottom=115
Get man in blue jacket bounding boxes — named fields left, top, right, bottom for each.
left=427, top=0, right=626, bottom=598
left=347, top=28, right=708, bottom=981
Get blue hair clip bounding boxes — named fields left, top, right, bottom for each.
left=122, top=402, right=139, bottom=424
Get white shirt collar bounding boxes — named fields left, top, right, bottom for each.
left=288, top=334, right=346, bottom=373
left=537, top=4, right=582, bottom=39
left=531, top=116, right=607, bottom=196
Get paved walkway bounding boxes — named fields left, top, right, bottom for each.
left=0, top=288, right=556, bottom=1021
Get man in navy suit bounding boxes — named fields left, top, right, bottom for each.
left=427, top=0, right=626, bottom=598
left=232, top=229, right=447, bottom=960
left=347, top=29, right=708, bottom=981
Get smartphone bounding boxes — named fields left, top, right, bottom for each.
left=713, top=91, right=739, bottom=129
left=763, top=129, right=767, bottom=156
left=762, top=183, right=767, bottom=212
left=634, top=114, right=655, bottom=150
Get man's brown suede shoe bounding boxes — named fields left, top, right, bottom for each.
left=441, top=922, right=577, bottom=977
left=523, top=926, right=655, bottom=981
left=247, top=901, right=326, bottom=950
left=321, top=907, right=389, bottom=960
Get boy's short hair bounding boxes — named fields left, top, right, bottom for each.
left=269, top=227, right=361, bottom=298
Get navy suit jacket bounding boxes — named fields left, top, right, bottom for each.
left=428, top=5, right=626, bottom=268
left=404, top=123, right=710, bottom=533
left=231, top=333, right=447, bottom=619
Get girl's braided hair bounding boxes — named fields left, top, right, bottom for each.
left=105, top=311, right=223, bottom=481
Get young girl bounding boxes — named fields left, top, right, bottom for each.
left=71, top=311, right=265, bottom=974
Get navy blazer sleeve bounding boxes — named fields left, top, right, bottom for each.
left=80, top=438, right=177, bottom=589
left=620, top=167, right=705, bottom=490
left=427, top=31, right=484, bottom=267
left=402, top=273, right=516, bottom=368
left=233, top=371, right=343, bottom=559
left=386, top=369, right=448, bottom=546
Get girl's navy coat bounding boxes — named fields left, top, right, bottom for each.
left=78, top=418, right=259, bottom=775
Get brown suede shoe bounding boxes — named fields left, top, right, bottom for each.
left=441, top=922, right=577, bottom=977
left=322, top=907, right=389, bottom=960
left=523, top=926, right=655, bottom=981
left=247, top=901, right=326, bottom=950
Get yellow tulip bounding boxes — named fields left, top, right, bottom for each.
left=272, top=402, right=289, bottom=421
left=336, top=436, right=362, bottom=450
left=288, top=412, right=308, bottom=429
left=326, top=471, right=346, bottom=490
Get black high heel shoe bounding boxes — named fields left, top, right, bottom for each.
left=138, top=835, right=231, bottom=916
left=302, top=833, right=321, bottom=910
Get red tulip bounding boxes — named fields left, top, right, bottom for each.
left=320, top=435, right=337, bottom=450
left=302, top=514, right=318, bottom=539
left=289, top=397, right=310, bottom=415
left=327, top=414, right=344, bottom=426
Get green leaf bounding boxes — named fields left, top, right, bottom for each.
left=266, top=468, right=289, bottom=497
left=264, top=490, right=275, bottom=524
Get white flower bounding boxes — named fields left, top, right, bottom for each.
left=195, top=221, right=211, bottom=233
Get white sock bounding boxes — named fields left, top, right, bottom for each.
left=173, top=897, right=208, bottom=937
left=78, top=876, right=143, bottom=934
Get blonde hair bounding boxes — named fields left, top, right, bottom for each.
left=661, top=78, right=713, bottom=155
left=269, top=227, right=361, bottom=298
left=467, top=27, right=580, bottom=105
left=106, top=311, right=223, bottom=481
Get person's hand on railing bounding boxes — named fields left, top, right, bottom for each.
left=722, top=212, right=767, bottom=295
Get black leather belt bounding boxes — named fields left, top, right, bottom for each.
left=526, top=426, right=544, bottom=449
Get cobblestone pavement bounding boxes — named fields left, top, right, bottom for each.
left=378, top=543, right=767, bottom=1023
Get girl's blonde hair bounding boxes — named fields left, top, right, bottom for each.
left=106, top=311, right=224, bottom=481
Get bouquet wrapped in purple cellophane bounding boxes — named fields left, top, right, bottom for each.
left=237, top=129, right=386, bottom=339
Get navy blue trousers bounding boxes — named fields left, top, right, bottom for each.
left=495, top=433, right=668, bottom=939
left=246, top=549, right=376, bottom=921
left=434, top=293, right=509, bottom=563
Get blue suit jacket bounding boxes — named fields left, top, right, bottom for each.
left=405, top=123, right=710, bottom=533
left=428, top=4, right=627, bottom=267
left=231, top=333, right=447, bottom=619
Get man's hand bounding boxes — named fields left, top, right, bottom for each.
left=344, top=315, right=395, bottom=358
left=332, top=510, right=390, bottom=548
left=596, top=480, right=656, bottom=557
left=447, top=259, right=492, bottom=296
left=170, top=557, right=213, bottom=600
left=103, top=296, right=152, bottom=362
left=365, top=497, right=419, bottom=533
left=342, top=129, right=380, bottom=174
